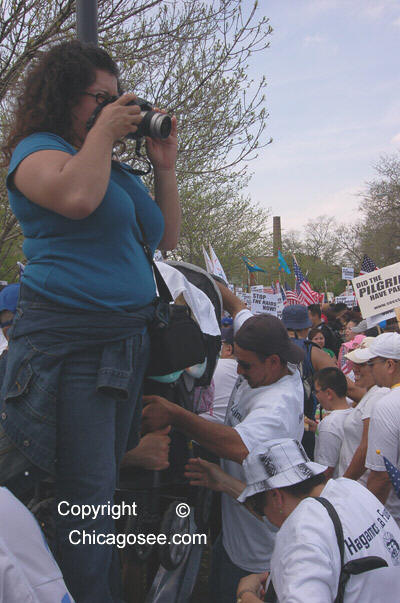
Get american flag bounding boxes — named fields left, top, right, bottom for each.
left=293, top=258, right=318, bottom=306
left=284, top=282, right=301, bottom=306
left=377, top=451, right=400, bottom=498
left=360, top=254, right=378, bottom=275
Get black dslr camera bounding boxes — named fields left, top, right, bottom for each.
left=125, top=97, right=172, bottom=140
left=86, top=95, right=172, bottom=140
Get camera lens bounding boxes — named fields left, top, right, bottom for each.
left=148, top=112, right=172, bottom=139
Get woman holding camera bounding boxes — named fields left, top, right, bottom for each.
left=0, top=40, right=180, bottom=602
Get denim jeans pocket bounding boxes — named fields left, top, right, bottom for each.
left=4, top=360, right=57, bottom=426
left=0, top=424, right=31, bottom=484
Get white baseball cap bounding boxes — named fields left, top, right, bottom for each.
left=351, top=332, right=400, bottom=363
left=345, top=336, right=376, bottom=364
left=237, top=438, right=326, bottom=503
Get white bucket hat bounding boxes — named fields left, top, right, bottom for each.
left=348, top=332, right=400, bottom=363
left=237, top=438, right=326, bottom=503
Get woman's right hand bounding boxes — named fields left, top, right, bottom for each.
left=94, top=93, right=143, bottom=142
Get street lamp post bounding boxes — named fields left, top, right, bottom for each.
left=76, top=0, right=98, bottom=45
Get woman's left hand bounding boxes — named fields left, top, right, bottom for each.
left=146, top=113, right=178, bottom=170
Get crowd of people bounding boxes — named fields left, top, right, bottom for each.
left=0, top=38, right=399, bottom=603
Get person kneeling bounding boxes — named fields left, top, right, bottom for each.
left=186, top=438, right=400, bottom=603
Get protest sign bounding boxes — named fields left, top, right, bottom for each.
left=251, top=285, right=263, bottom=291
left=352, top=261, right=400, bottom=318
left=251, top=291, right=281, bottom=316
left=342, top=267, right=354, bottom=280
left=334, top=295, right=356, bottom=308
left=366, top=310, right=396, bottom=329
left=241, top=293, right=252, bottom=307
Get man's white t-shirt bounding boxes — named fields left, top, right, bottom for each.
left=366, top=387, right=400, bottom=526
left=339, top=386, right=388, bottom=484
left=0, top=487, right=73, bottom=602
left=271, top=478, right=400, bottom=603
left=200, top=358, right=238, bottom=424
left=219, top=311, right=304, bottom=572
left=314, top=408, right=353, bottom=476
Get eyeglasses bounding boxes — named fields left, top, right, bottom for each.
left=367, top=358, right=399, bottom=367
left=366, top=358, right=386, bottom=367
left=82, top=92, right=116, bottom=105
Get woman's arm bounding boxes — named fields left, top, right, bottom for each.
left=146, top=116, right=180, bottom=250
left=13, top=94, right=143, bottom=219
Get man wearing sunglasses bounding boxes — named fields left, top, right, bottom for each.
left=143, top=283, right=305, bottom=602
left=354, top=333, right=400, bottom=527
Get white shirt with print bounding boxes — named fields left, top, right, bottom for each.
left=271, top=478, right=400, bottom=603
left=220, top=308, right=304, bottom=572
left=366, top=386, right=400, bottom=526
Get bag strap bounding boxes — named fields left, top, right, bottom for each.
left=313, top=496, right=345, bottom=603
left=313, top=497, right=388, bottom=602
left=135, top=209, right=173, bottom=304
left=113, top=160, right=172, bottom=302
left=263, top=494, right=344, bottom=602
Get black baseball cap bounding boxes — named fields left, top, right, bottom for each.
left=235, top=314, right=305, bottom=364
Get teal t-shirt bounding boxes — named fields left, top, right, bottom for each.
left=7, top=133, right=164, bottom=310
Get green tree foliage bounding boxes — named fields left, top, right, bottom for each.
left=335, top=153, right=400, bottom=271
left=282, top=217, right=344, bottom=293
left=0, top=0, right=272, bottom=281
left=281, top=153, right=400, bottom=295
left=171, top=170, right=272, bottom=280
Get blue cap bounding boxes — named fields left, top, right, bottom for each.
left=281, top=304, right=312, bottom=330
left=221, top=316, right=233, bottom=326
left=0, top=283, right=20, bottom=313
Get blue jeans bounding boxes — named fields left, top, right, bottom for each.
left=209, top=534, right=250, bottom=603
left=0, top=284, right=154, bottom=602
left=55, top=340, right=149, bottom=602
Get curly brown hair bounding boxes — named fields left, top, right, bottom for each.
left=1, top=40, right=121, bottom=165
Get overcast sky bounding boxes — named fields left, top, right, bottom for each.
left=244, top=0, right=400, bottom=235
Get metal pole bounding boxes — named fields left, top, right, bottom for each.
left=76, top=0, right=98, bottom=45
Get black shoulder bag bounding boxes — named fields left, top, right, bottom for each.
left=135, top=219, right=207, bottom=377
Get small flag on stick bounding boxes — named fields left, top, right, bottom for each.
left=242, top=256, right=266, bottom=273
left=376, top=450, right=400, bottom=498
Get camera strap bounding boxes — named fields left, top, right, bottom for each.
left=131, top=138, right=152, bottom=175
